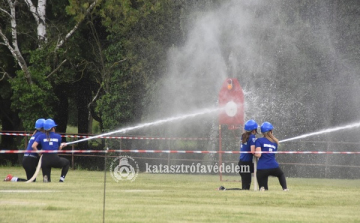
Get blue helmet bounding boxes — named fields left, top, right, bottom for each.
left=44, top=119, right=57, bottom=131
left=35, top=118, right=45, bottom=129
left=261, top=122, right=273, bottom=133
left=244, top=120, right=258, bottom=132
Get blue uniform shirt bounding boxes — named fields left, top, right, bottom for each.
left=239, top=134, right=256, bottom=162
left=255, top=137, right=279, bottom=169
left=25, top=131, right=43, bottom=157
left=35, top=132, right=62, bottom=151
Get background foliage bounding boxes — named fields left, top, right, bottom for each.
left=1, top=1, right=360, bottom=170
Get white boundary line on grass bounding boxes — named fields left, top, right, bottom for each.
left=0, top=190, right=59, bottom=193
left=121, top=190, right=163, bottom=193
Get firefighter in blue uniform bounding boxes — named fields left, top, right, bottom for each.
left=4, top=119, right=45, bottom=182
left=254, top=122, right=288, bottom=191
left=32, top=119, right=69, bottom=182
left=238, top=119, right=258, bottom=190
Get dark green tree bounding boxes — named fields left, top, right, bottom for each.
left=0, top=0, right=99, bottom=159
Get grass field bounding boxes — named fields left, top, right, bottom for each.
left=0, top=167, right=359, bottom=223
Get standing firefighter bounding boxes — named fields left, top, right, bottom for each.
left=238, top=120, right=257, bottom=190
left=254, top=122, right=288, bottom=191
left=32, top=119, right=69, bottom=182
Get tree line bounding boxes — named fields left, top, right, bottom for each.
left=0, top=0, right=219, bottom=150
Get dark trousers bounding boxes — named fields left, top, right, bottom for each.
left=256, top=167, right=287, bottom=190
left=22, top=156, right=40, bottom=181
left=238, top=160, right=254, bottom=190
left=41, top=154, right=70, bottom=182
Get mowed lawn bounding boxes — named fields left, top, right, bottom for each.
left=0, top=167, right=359, bottom=223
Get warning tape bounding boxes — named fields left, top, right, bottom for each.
left=1, top=150, right=360, bottom=154
left=0, top=132, right=209, bottom=141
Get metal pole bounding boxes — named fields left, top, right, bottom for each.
left=72, top=144, right=75, bottom=170
left=325, top=142, right=330, bottom=178
left=103, top=148, right=108, bottom=223
left=253, top=156, right=258, bottom=191
left=219, top=125, right=222, bottom=181
left=167, top=140, right=171, bottom=166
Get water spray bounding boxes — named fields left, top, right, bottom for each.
left=279, top=121, right=360, bottom=143
left=65, top=107, right=221, bottom=146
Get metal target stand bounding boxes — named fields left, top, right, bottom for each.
left=217, top=78, right=258, bottom=190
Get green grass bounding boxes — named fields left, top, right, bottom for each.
left=0, top=167, right=359, bottom=223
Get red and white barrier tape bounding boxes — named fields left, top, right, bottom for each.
left=0, top=132, right=30, bottom=136
left=0, top=132, right=209, bottom=140
left=1, top=150, right=360, bottom=154
left=63, top=136, right=210, bottom=140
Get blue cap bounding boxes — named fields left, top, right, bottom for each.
left=244, top=120, right=258, bottom=132
left=261, top=122, right=274, bottom=133
left=35, top=118, right=45, bottom=129
left=44, top=119, right=57, bottom=131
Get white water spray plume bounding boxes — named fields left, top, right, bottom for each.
left=66, top=107, right=220, bottom=145
left=279, top=121, right=360, bottom=143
